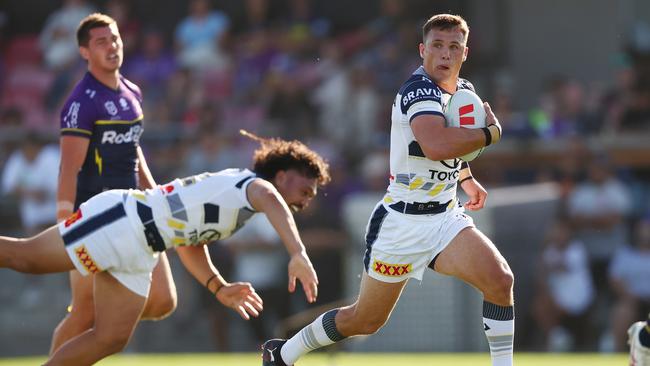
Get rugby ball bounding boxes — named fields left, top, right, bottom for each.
left=444, top=89, right=486, bottom=161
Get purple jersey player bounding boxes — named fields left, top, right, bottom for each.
left=60, top=72, right=144, bottom=206
left=51, top=13, right=177, bottom=357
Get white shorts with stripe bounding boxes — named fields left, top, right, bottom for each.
left=58, top=190, right=158, bottom=297
left=363, top=201, right=474, bottom=283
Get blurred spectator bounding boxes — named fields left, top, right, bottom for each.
left=242, top=0, right=271, bottom=31
left=226, top=214, right=290, bottom=347
left=608, top=216, right=650, bottom=351
left=122, top=28, right=177, bottom=105
left=231, top=29, right=277, bottom=99
left=40, top=0, right=96, bottom=111
left=282, top=0, right=330, bottom=40
left=619, top=82, right=650, bottom=133
left=174, top=0, right=230, bottom=71
left=528, top=77, right=596, bottom=139
left=1, top=132, right=59, bottom=234
left=345, top=60, right=381, bottom=150
left=531, top=221, right=595, bottom=351
left=38, top=0, right=95, bottom=71
left=599, top=54, right=637, bottom=135
left=312, top=40, right=349, bottom=145
left=567, top=154, right=632, bottom=289
left=492, top=89, right=536, bottom=139
left=265, top=70, right=317, bottom=139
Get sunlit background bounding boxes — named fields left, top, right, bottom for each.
left=1, top=0, right=649, bottom=358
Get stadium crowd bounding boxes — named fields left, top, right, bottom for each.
left=1, top=0, right=650, bottom=354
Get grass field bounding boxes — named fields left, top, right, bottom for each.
left=0, top=352, right=628, bottom=366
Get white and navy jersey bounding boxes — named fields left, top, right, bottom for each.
left=124, top=168, right=259, bottom=250
left=385, top=66, right=475, bottom=206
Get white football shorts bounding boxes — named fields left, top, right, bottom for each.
left=363, top=201, right=475, bottom=283
left=58, top=190, right=158, bottom=297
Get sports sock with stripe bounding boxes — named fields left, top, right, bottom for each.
left=281, top=309, right=346, bottom=365
left=483, top=301, right=514, bottom=366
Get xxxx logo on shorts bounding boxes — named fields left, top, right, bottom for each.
left=64, top=209, right=83, bottom=228
left=75, top=245, right=101, bottom=274
left=373, top=259, right=412, bottom=277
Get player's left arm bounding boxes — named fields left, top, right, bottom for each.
left=136, top=146, right=156, bottom=189
left=458, top=161, right=487, bottom=211
left=176, top=245, right=263, bottom=319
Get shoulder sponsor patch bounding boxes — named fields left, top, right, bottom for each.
left=400, top=79, right=442, bottom=114
left=373, top=259, right=412, bottom=277
left=74, top=245, right=101, bottom=274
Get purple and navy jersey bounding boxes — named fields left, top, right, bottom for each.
left=385, top=66, right=475, bottom=205
left=60, top=72, right=145, bottom=207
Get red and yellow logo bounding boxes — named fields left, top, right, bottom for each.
left=74, top=245, right=101, bottom=274
left=64, top=209, right=83, bottom=228
left=373, top=260, right=412, bottom=277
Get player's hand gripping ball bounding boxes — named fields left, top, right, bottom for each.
left=444, top=89, right=487, bottom=161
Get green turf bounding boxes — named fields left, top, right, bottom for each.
left=0, top=352, right=628, bottom=366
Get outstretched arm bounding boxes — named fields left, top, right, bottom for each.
left=176, top=245, right=263, bottom=319
left=247, top=178, right=319, bottom=303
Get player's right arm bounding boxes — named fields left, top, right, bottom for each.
left=246, top=178, right=319, bottom=303
left=58, top=92, right=96, bottom=221
left=411, top=102, right=500, bottom=161
left=57, top=136, right=89, bottom=221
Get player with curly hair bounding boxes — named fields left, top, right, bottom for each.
left=0, top=131, right=330, bottom=365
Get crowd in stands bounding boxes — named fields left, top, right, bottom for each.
left=1, top=0, right=649, bottom=353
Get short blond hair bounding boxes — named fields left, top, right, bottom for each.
left=422, top=14, right=469, bottom=43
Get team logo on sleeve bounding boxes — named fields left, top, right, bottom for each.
left=74, top=245, right=101, bottom=274
left=373, top=259, right=412, bottom=277
left=63, top=102, right=81, bottom=128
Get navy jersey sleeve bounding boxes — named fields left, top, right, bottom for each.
left=60, top=91, right=98, bottom=138
left=399, top=79, right=444, bottom=123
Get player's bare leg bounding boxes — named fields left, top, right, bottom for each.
left=51, top=250, right=177, bottom=354
left=140, top=252, right=177, bottom=320
left=46, top=272, right=145, bottom=365
left=50, top=271, right=95, bottom=355
left=434, top=226, right=514, bottom=366
left=0, top=225, right=75, bottom=273
left=266, top=273, right=408, bottom=365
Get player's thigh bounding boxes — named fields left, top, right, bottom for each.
left=93, top=272, right=146, bottom=342
left=147, top=252, right=176, bottom=299
left=433, top=227, right=512, bottom=294
left=69, top=270, right=95, bottom=313
left=7, top=225, right=75, bottom=273
left=142, top=253, right=177, bottom=319
left=340, top=272, right=407, bottom=331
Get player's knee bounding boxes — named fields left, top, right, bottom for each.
left=490, top=268, right=514, bottom=301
